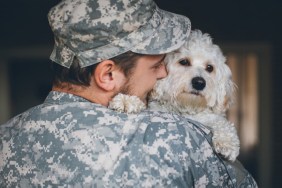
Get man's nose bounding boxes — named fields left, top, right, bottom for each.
left=157, top=65, right=168, bottom=79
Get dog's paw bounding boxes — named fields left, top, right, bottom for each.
left=212, top=130, right=240, bottom=162
left=108, top=93, right=146, bottom=113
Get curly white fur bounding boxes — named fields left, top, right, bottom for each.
left=108, top=93, right=146, bottom=113
left=109, top=30, right=240, bottom=161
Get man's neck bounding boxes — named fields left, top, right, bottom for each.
left=52, top=83, right=111, bottom=106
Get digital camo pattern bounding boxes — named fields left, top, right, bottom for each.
left=0, top=91, right=257, bottom=187
left=48, top=0, right=191, bottom=68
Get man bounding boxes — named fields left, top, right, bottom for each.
left=0, top=0, right=257, bottom=187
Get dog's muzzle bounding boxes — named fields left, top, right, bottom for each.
left=192, top=76, right=206, bottom=91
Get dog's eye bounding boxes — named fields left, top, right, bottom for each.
left=178, top=59, right=191, bottom=66
left=206, top=64, right=214, bottom=73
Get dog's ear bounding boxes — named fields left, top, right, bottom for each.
left=223, top=77, right=237, bottom=110
left=212, top=64, right=237, bottom=113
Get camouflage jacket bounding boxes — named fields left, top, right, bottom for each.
left=0, top=91, right=257, bottom=187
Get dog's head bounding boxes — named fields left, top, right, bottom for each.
left=150, top=30, right=236, bottom=114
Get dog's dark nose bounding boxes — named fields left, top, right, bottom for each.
left=192, top=77, right=206, bottom=91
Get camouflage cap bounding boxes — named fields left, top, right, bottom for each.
left=48, top=0, right=191, bottom=68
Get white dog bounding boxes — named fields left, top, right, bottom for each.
left=109, top=30, right=240, bottom=162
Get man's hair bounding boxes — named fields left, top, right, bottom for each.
left=52, top=51, right=143, bottom=87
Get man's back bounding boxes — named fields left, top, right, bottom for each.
left=0, top=91, right=256, bottom=187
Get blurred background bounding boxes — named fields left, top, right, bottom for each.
left=0, top=0, right=281, bottom=187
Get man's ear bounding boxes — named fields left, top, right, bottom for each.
left=94, top=60, right=123, bottom=91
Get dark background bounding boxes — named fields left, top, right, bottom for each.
left=1, top=0, right=281, bottom=187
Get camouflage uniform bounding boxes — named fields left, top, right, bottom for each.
left=0, top=91, right=257, bottom=187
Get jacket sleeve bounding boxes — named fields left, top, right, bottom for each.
left=184, top=118, right=258, bottom=187
left=223, top=160, right=258, bottom=188
left=145, top=113, right=235, bottom=187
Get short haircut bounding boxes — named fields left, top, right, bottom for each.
left=52, top=51, right=143, bottom=87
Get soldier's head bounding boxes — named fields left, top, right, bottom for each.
left=48, top=0, right=191, bottom=105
